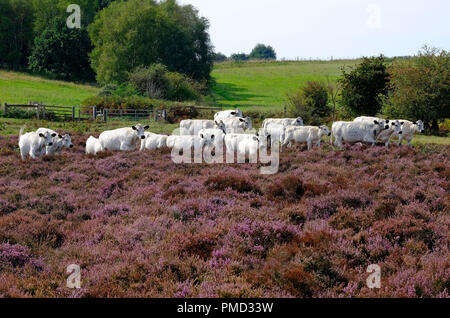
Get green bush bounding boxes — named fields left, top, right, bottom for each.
left=128, top=64, right=202, bottom=102
left=3, top=107, right=36, bottom=119
left=287, top=81, right=330, bottom=126
left=339, top=56, right=389, bottom=116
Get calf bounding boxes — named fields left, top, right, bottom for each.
left=99, top=124, right=149, bottom=151
left=262, top=117, right=304, bottom=129
left=214, top=109, right=243, bottom=120
left=86, top=136, right=104, bottom=155
left=391, top=120, right=425, bottom=146
left=140, top=132, right=168, bottom=151
left=331, top=120, right=385, bottom=147
left=283, top=125, right=331, bottom=150
left=36, top=128, right=73, bottom=154
left=18, top=126, right=55, bottom=160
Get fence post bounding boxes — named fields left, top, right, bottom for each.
left=2, top=103, right=6, bottom=116
left=78, top=109, right=81, bottom=121
left=103, top=109, right=108, bottom=123
left=72, top=106, right=75, bottom=121
left=42, top=105, right=46, bottom=120
left=36, top=104, right=40, bottom=120
left=134, top=109, right=137, bottom=121
left=92, top=107, right=97, bottom=120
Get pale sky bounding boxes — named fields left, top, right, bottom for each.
left=177, top=0, right=450, bottom=60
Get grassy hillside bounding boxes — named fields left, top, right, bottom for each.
left=211, top=60, right=359, bottom=110
left=0, top=70, right=99, bottom=106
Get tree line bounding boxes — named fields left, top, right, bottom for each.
left=0, top=0, right=214, bottom=86
left=287, top=46, right=449, bottom=134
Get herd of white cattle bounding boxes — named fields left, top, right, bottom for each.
left=17, top=108, right=426, bottom=160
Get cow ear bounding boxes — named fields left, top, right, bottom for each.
left=386, top=120, right=390, bottom=124
left=256, top=133, right=259, bottom=137
left=58, top=134, right=63, bottom=139
left=239, top=118, right=244, bottom=122
left=211, top=135, right=215, bottom=139
left=400, top=122, right=404, bottom=125
left=39, top=133, right=45, bottom=138
left=144, top=125, right=150, bottom=130
left=200, top=134, right=204, bottom=139
left=132, top=126, right=137, bottom=130
left=51, top=133, right=57, bottom=137
left=231, top=112, right=236, bottom=115
left=374, top=120, right=379, bottom=125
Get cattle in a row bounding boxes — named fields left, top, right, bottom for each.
left=18, top=108, right=425, bottom=160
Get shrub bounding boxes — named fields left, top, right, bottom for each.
left=265, top=176, right=304, bottom=203
left=287, top=81, right=330, bottom=125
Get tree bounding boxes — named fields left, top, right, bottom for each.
left=287, top=81, right=330, bottom=125
left=339, top=56, right=389, bottom=116
left=382, top=46, right=449, bottom=133
left=213, top=52, right=227, bottom=63
left=88, top=0, right=214, bottom=84
left=0, top=0, right=34, bottom=68
left=28, top=17, right=94, bottom=81
left=249, top=43, right=276, bottom=60
left=230, top=53, right=249, bottom=62
left=326, top=76, right=340, bottom=121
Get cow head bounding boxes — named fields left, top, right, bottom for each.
left=414, top=120, right=425, bottom=133
left=59, top=134, right=74, bottom=148
left=319, top=125, right=331, bottom=137
left=390, top=120, right=403, bottom=135
left=132, top=124, right=150, bottom=139
left=214, top=120, right=226, bottom=134
left=199, top=130, right=219, bottom=146
left=296, top=117, right=304, bottom=126
left=39, top=131, right=56, bottom=146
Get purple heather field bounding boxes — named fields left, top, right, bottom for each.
left=0, top=132, right=449, bottom=298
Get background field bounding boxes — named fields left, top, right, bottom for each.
left=211, top=60, right=359, bottom=110
left=0, top=70, right=99, bottom=107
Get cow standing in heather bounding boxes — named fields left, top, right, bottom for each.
left=391, top=120, right=425, bottom=146
left=86, top=136, right=104, bottom=155
left=36, top=128, right=73, bottom=155
left=99, top=124, right=149, bottom=151
left=331, top=120, right=388, bottom=147
left=18, top=126, right=56, bottom=160
left=283, top=125, right=331, bottom=150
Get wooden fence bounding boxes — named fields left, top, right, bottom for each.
left=1, top=102, right=223, bottom=123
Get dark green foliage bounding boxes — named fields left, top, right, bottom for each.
left=213, top=52, right=228, bottom=63
left=287, top=81, right=330, bottom=125
left=128, top=64, right=202, bottom=101
left=249, top=43, right=276, bottom=60
left=230, top=53, right=249, bottom=61
left=28, top=17, right=95, bottom=81
left=88, top=0, right=214, bottom=84
left=382, top=46, right=450, bottom=133
left=339, top=56, right=389, bottom=116
left=0, top=0, right=34, bottom=68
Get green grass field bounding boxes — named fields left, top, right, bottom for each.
left=0, top=70, right=99, bottom=107
left=211, top=60, right=359, bottom=110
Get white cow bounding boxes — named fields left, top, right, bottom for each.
left=99, top=124, right=149, bottom=151
left=86, top=136, right=104, bottom=155
left=214, top=109, right=243, bottom=120
left=18, top=126, right=56, bottom=160
left=264, top=124, right=286, bottom=145
left=331, top=120, right=386, bottom=147
left=140, top=132, right=168, bottom=151
left=36, top=128, right=73, bottom=155
left=354, top=117, right=403, bottom=147
left=166, top=135, right=203, bottom=149
left=262, top=117, right=304, bottom=129
left=237, top=135, right=260, bottom=162
left=283, top=125, right=331, bottom=150
left=220, top=117, right=252, bottom=134
left=180, top=120, right=215, bottom=136
left=198, top=128, right=226, bottom=148
left=224, top=133, right=259, bottom=154
left=391, top=120, right=425, bottom=146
